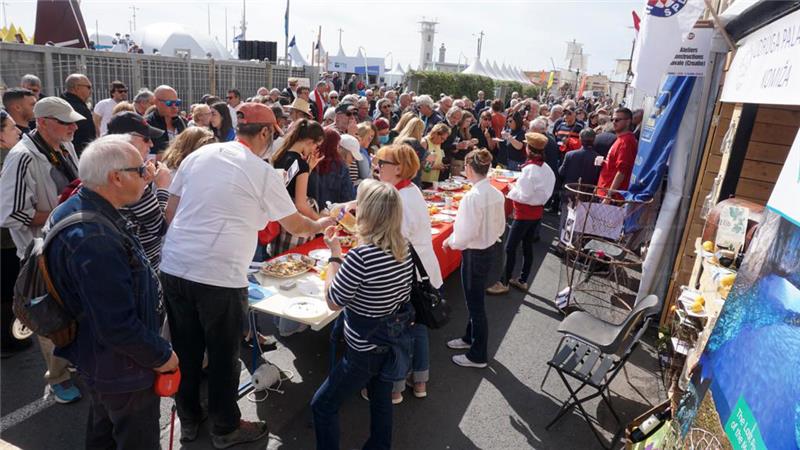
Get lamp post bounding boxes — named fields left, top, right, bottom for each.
left=358, top=46, right=369, bottom=85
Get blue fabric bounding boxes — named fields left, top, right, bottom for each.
left=460, top=246, right=494, bottom=363
left=357, top=147, right=372, bottom=179
left=342, top=302, right=414, bottom=382
left=50, top=188, right=171, bottom=393
left=503, top=219, right=541, bottom=284
left=308, top=161, right=356, bottom=207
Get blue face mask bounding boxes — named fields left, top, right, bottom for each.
left=379, top=135, right=389, bottom=145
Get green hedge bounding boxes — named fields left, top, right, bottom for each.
left=406, top=71, right=494, bottom=100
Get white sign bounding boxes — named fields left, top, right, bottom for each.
left=667, top=27, right=714, bottom=76
left=767, top=129, right=800, bottom=226
left=721, top=9, right=800, bottom=105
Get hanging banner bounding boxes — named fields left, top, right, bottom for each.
left=721, top=9, right=800, bottom=105
left=666, top=27, right=714, bottom=77
left=766, top=129, right=800, bottom=227
left=631, top=0, right=705, bottom=95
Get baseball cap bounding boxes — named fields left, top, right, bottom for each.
left=107, top=111, right=165, bottom=139
left=335, top=103, right=356, bottom=115
left=339, top=134, right=362, bottom=161
left=237, top=102, right=282, bottom=135
left=33, top=97, right=85, bottom=122
left=373, top=118, right=390, bottom=131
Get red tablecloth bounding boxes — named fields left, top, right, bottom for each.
left=490, top=178, right=514, bottom=217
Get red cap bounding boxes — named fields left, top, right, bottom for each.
left=374, top=118, right=390, bottom=131
left=236, top=103, right=278, bottom=126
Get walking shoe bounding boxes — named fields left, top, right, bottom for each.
left=406, top=379, right=427, bottom=398
left=446, top=338, right=471, bottom=350
left=211, top=420, right=269, bottom=449
left=485, top=282, right=509, bottom=295
left=509, top=279, right=528, bottom=292
left=452, top=354, right=488, bottom=369
left=360, top=388, right=403, bottom=404
left=50, top=380, right=81, bottom=404
left=180, top=414, right=208, bottom=443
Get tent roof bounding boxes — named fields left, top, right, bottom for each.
left=133, top=23, right=232, bottom=59
left=288, top=39, right=308, bottom=67
left=461, top=58, right=489, bottom=77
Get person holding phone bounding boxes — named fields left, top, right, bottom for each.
left=420, top=123, right=450, bottom=187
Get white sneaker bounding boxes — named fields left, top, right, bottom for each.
left=446, top=338, right=471, bottom=350
left=452, top=354, right=488, bottom=368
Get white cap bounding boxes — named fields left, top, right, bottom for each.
left=323, top=107, right=336, bottom=122
left=339, top=134, right=362, bottom=161
left=33, top=97, right=85, bottom=122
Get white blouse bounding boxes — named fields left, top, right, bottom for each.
left=398, top=184, right=444, bottom=288
left=446, top=178, right=506, bottom=251
left=507, top=162, right=555, bottom=206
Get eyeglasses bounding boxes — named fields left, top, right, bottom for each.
left=377, top=159, right=398, bottom=168
left=341, top=111, right=354, bottom=117
left=117, top=165, right=147, bottom=178
left=329, top=96, right=338, bottom=99
left=226, top=96, right=235, bottom=100
left=48, top=117, right=74, bottom=126
left=612, top=117, right=629, bottom=123
left=381, top=105, right=391, bottom=109
left=78, top=84, right=93, bottom=90
left=116, top=89, right=128, bottom=94
left=158, top=99, right=183, bottom=107
left=130, top=132, right=151, bottom=143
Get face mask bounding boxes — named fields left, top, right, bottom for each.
left=378, top=135, right=389, bottom=145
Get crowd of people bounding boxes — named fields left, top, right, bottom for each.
left=0, top=70, right=641, bottom=449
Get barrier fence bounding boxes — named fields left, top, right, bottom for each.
left=0, top=42, right=318, bottom=106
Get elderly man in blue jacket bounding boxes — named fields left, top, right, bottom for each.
left=47, top=135, right=178, bottom=450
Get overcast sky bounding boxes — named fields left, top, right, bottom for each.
left=4, top=0, right=641, bottom=74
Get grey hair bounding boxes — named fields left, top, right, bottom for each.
left=530, top=117, right=548, bottom=132
left=64, top=73, right=87, bottom=91
left=551, top=105, right=564, bottom=114
left=133, top=88, right=153, bottom=104
left=416, top=95, right=434, bottom=108
left=20, top=74, right=41, bottom=87
left=341, top=94, right=359, bottom=105
left=79, top=135, right=139, bottom=189
left=445, top=107, right=462, bottom=121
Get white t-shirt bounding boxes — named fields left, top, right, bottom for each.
left=160, top=141, right=297, bottom=288
left=398, top=184, right=443, bottom=288
left=228, top=104, right=239, bottom=128
left=93, top=98, right=118, bottom=136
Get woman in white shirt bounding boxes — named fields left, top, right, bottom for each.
left=443, top=149, right=506, bottom=368
left=375, top=143, right=442, bottom=401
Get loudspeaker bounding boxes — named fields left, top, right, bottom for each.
left=264, top=41, right=277, bottom=63
left=238, top=40, right=278, bottom=62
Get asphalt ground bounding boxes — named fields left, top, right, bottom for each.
left=0, top=215, right=666, bottom=449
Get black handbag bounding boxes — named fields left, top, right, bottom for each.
left=408, top=246, right=451, bottom=329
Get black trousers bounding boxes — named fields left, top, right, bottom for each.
left=161, top=273, right=244, bottom=435
left=85, top=387, right=161, bottom=450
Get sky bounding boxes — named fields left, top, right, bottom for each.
left=2, top=0, right=642, bottom=75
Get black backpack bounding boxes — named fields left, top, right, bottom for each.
left=12, top=211, right=115, bottom=347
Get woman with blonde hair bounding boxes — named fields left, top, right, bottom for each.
left=374, top=144, right=442, bottom=402
left=162, top=126, right=216, bottom=171
left=420, top=123, right=450, bottom=187
left=394, top=117, right=427, bottom=185
left=388, top=111, right=416, bottom=144
left=111, top=101, right=135, bottom=115
left=312, top=178, right=414, bottom=449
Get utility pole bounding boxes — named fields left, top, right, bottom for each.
left=337, top=28, right=344, bottom=50
left=240, top=0, right=247, bottom=41
left=225, top=8, right=228, bottom=50
left=476, top=30, right=484, bottom=59
left=207, top=3, right=211, bottom=35
left=1, top=1, right=8, bottom=29
left=129, top=5, right=139, bottom=31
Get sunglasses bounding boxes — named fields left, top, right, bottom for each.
left=377, top=159, right=398, bottom=168
left=341, top=111, right=354, bottom=117
left=330, top=96, right=338, bottom=99
left=612, top=117, right=629, bottom=123
left=159, top=99, right=183, bottom=107
left=78, top=84, right=93, bottom=89
left=130, top=132, right=151, bottom=143
left=118, top=165, right=147, bottom=178
left=117, top=89, right=128, bottom=94
left=49, top=117, right=74, bottom=126
left=226, top=96, right=236, bottom=100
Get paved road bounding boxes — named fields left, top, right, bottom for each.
left=0, top=216, right=665, bottom=449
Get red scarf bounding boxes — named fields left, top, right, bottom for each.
left=313, top=89, right=324, bottom=120
left=395, top=179, right=412, bottom=190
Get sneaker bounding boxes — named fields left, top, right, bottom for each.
left=180, top=414, right=208, bottom=443
left=446, top=338, right=471, bottom=350
left=406, top=379, right=427, bottom=398
left=485, top=282, right=509, bottom=295
left=50, top=380, right=81, bottom=404
left=509, top=279, right=528, bottom=292
left=360, top=389, right=403, bottom=404
left=211, top=420, right=269, bottom=449
left=452, top=354, right=488, bottom=369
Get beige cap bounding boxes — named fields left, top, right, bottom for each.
left=287, top=97, right=312, bottom=117
left=33, top=97, right=85, bottom=123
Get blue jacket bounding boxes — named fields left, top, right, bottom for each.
left=50, top=188, right=171, bottom=393
left=308, top=161, right=356, bottom=207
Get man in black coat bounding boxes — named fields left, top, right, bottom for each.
left=280, top=78, right=298, bottom=106
left=145, top=85, right=187, bottom=156
left=60, top=73, right=97, bottom=154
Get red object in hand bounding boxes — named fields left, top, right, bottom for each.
left=154, top=368, right=181, bottom=397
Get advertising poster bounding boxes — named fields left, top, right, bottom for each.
left=694, top=131, right=800, bottom=449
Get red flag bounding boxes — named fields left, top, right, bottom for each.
left=577, top=75, right=588, bottom=98
left=632, top=10, right=641, bottom=32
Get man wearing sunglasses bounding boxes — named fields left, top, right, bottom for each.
left=146, top=85, right=187, bottom=158
left=0, top=96, right=84, bottom=404
left=330, top=102, right=358, bottom=135
left=598, top=107, right=638, bottom=202
left=93, top=81, right=128, bottom=137
left=107, top=112, right=171, bottom=269
left=61, top=73, right=97, bottom=154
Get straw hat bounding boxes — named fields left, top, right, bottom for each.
left=287, top=97, right=312, bottom=117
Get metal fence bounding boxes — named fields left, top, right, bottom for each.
left=0, top=42, right=318, bottom=106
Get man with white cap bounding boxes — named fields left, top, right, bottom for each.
left=160, top=102, right=334, bottom=447
left=0, top=96, right=84, bottom=404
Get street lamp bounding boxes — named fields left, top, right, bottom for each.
left=358, top=46, right=369, bottom=85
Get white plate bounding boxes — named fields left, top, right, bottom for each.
left=440, top=209, right=458, bottom=216
left=284, top=298, right=328, bottom=320
left=431, top=228, right=441, bottom=235
left=308, top=249, right=332, bottom=261
left=431, top=214, right=454, bottom=223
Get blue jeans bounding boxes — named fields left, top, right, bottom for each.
left=502, top=219, right=541, bottom=284
left=460, top=244, right=496, bottom=364
left=85, top=387, right=160, bottom=450
left=312, top=347, right=394, bottom=450
left=393, top=323, right=430, bottom=392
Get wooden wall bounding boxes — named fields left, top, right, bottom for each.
left=662, top=103, right=799, bottom=324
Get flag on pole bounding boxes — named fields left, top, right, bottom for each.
left=233, top=32, right=243, bottom=42
left=632, top=10, right=641, bottom=32
left=284, top=0, right=290, bottom=40
left=631, top=0, right=704, bottom=95
left=577, top=75, right=588, bottom=98
left=546, top=71, right=555, bottom=89
left=289, top=35, right=296, bottom=47
left=540, top=71, right=546, bottom=84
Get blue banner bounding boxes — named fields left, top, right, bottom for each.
left=626, top=75, right=696, bottom=202
left=353, top=65, right=381, bottom=76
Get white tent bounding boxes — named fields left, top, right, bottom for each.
left=492, top=62, right=506, bottom=81
left=501, top=63, right=516, bottom=81
left=483, top=60, right=498, bottom=79
left=384, top=63, right=405, bottom=86
left=288, top=40, right=308, bottom=67
left=514, top=67, right=531, bottom=84
left=133, top=23, right=233, bottom=59
left=336, top=46, right=347, bottom=58
left=461, top=58, right=490, bottom=77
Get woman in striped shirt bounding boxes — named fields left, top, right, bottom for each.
left=311, top=179, right=414, bottom=450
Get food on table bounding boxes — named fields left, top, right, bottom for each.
left=422, top=190, right=438, bottom=201
left=719, top=273, right=736, bottom=287
left=428, top=205, right=440, bottom=215
left=329, top=204, right=357, bottom=234
left=438, top=181, right=462, bottom=191
left=337, top=233, right=357, bottom=248
left=261, top=254, right=314, bottom=278
left=453, top=192, right=464, bottom=200
left=690, top=295, right=705, bottom=313
left=702, top=240, right=715, bottom=252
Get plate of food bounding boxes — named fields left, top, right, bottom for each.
left=440, top=209, right=458, bottom=216
left=438, top=182, right=462, bottom=191
left=284, top=297, right=328, bottom=320
left=431, top=213, right=454, bottom=223
left=422, top=189, right=439, bottom=201
left=261, top=254, right=315, bottom=278
left=308, top=248, right=332, bottom=262
left=329, top=204, right=357, bottom=234
left=337, top=234, right=357, bottom=248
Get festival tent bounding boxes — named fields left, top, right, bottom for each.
left=514, top=67, right=532, bottom=84
left=492, top=62, right=506, bottom=81
left=460, top=58, right=490, bottom=77
left=336, top=46, right=347, bottom=58
left=383, top=64, right=405, bottom=86
left=501, top=63, right=516, bottom=81
left=288, top=38, right=309, bottom=67
left=483, top=60, right=499, bottom=79
left=133, top=23, right=233, bottom=59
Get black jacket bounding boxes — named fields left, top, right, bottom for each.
left=61, top=92, right=96, bottom=154
left=145, top=110, right=187, bottom=154
left=280, top=88, right=296, bottom=106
